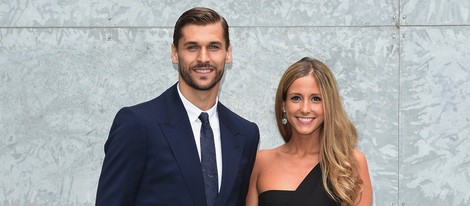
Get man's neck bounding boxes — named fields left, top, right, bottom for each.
left=178, top=82, right=219, bottom=111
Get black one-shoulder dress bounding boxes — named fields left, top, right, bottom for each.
left=258, top=164, right=339, bottom=206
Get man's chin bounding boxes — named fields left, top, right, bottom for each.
left=193, top=83, right=217, bottom=91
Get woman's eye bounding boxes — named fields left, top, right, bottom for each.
left=290, top=96, right=301, bottom=101
left=312, top=96, right=322, bottom=102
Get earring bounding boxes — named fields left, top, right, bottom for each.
left=282, top=110, right=287, bottom=125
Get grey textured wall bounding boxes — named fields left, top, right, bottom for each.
left=1, top=0, right=469, bottom=205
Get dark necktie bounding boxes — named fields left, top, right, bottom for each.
left=198, top=112, right=218, bottom=206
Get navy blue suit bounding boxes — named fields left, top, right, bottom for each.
left=96, top=83, right=260, bottom=206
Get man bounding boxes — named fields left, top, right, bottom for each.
left=95, top=7, right=260, bottom=206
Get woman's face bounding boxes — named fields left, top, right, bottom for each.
left=284, top=75, right=324, bottom=138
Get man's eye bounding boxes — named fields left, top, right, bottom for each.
left=186, top=46, right=198, bottom=51
left=208, top=45, right=220, bottom=50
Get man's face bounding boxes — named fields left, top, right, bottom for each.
left=172, top=22, right=232, bottom=91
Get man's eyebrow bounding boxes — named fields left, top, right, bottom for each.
left=183, top=41, right=198, bottom=46
left=182, top=41, right=224, bottom=47
left=209, top=41, right=223, bottom=45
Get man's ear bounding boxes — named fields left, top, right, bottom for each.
left=171, top=44, right=178, bottom=64
left=225, top=45, right=232, bottom=64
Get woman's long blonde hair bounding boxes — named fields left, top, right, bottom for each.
left=274, top=57, right=363, bottom=205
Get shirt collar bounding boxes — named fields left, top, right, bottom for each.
left=177, top=83, right=218, bottom=123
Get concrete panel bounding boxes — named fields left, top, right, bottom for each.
left=401, top=0, right=470, bottom=25
left=0, top=27, right=175, bottom=205
left=400, top=26, right=470, bottom=206
left=0, top=0, right=397, bottom=27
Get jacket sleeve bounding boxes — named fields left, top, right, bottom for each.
left=237, top=122, right=260, bottom=205
left=95, top=107, right=147, bottom=206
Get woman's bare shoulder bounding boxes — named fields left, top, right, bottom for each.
left=256, top=146, right=283, bottom=164
left=256, top=148, right=276, bottom=160
left=352, top=148, right=368, bottom=164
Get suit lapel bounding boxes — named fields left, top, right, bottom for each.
left=216, top=103, right=242, bottom=205
left=159, top=84, right=206, bottom=206
left=158, top=85, right=245, bottom=205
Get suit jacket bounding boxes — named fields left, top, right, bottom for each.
left=96, top=83, right=260, bottom=206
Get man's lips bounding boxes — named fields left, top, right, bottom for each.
left=194, top=68, right=212, bottom=73
left=193, top=64, right=215, bottom=74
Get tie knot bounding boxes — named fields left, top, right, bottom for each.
left=199, top=112, right=210, bottom=125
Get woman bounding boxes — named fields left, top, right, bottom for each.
left=246, top=57, right=372, bottom=206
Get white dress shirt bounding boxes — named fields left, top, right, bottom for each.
left=177, top=83, right=222, bottom=191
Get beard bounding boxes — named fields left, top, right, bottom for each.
left=178, top=63, right=224, bottom=91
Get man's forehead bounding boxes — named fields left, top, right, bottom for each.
left=179, top=24, right=226, bottom=44
left=180, top=23, right=224, bottom=33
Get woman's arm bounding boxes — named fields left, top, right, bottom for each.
left=354, top=149, right=373, bottom=206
